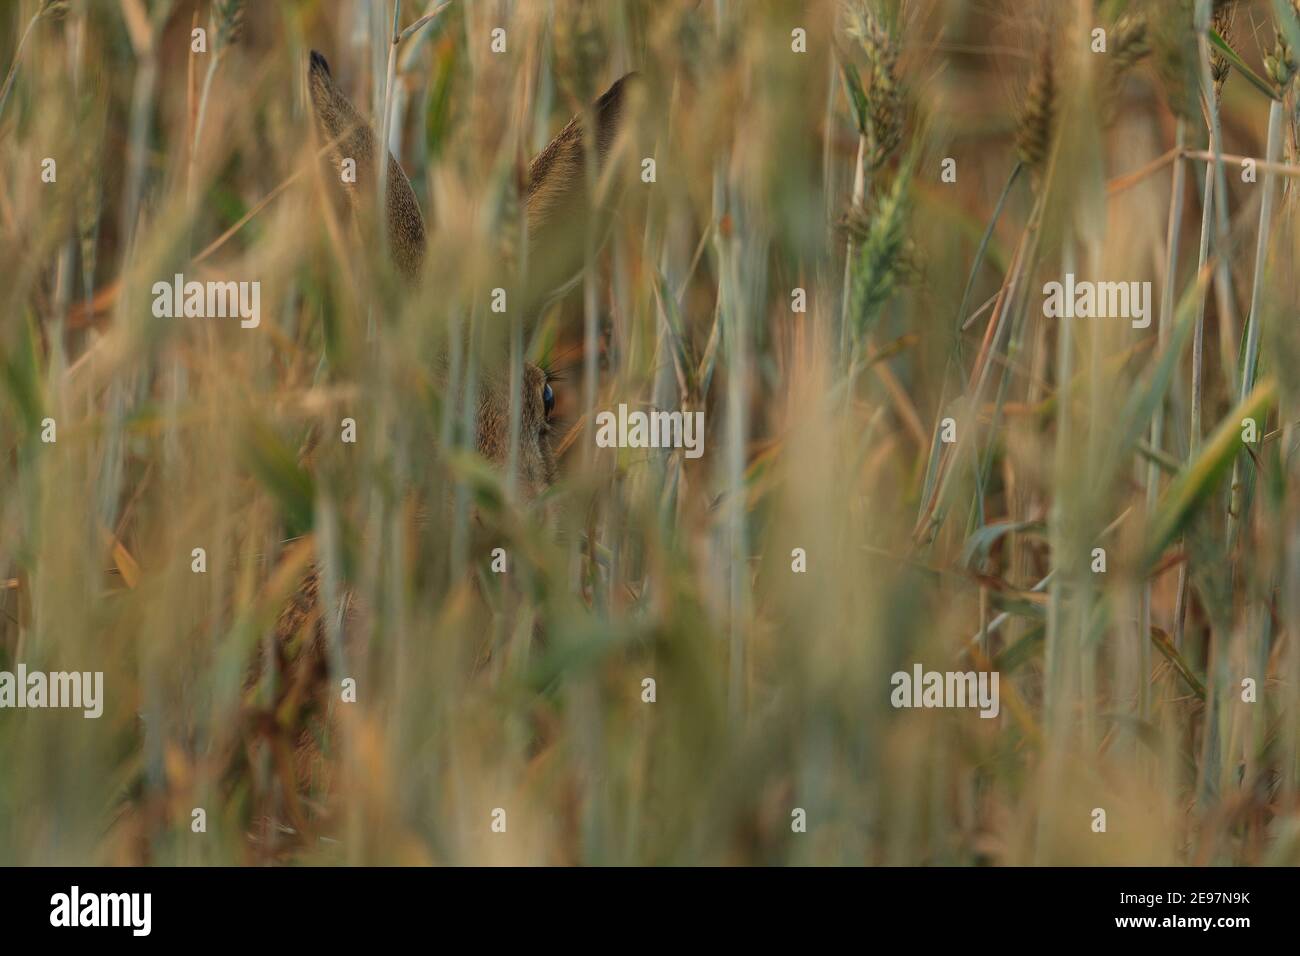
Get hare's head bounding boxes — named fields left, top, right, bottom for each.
left=306, top=51, right=633, bottom=498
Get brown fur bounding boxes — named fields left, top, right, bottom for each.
left=237, top=53, right=636, bottom=843
left=112, top=52, right=634, bottom=864
left=307, top=51, right=427, bottom=280
left=302, top=50, right=633, bottom=510
left=475, top=363, right=559, bottom=496
left=522, top=74, right=634, bottom=314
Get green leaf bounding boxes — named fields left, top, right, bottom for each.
left=242, top=421, right=316, bottom=536
left=1150, top=626, right=1207, bottom=700
left=0, top=310, right=45, bottom=432
left=961, top=519, right=1045, bottom=570
left=653, top=270, right=696, bottom=397
left=992, top=623, right=1045, bottom=674
left=1112, top=265, right=1204, bottom=463
left=424, top=41, right=457, bottom=160
left=987, top=591, right=1047, bottom=620
left=1143, top=378, right=1277, bottom=569
left=445, top=449, right=505, bottom=517
left=1209, top=28, right=1280, bottom=101
left=839, top=61, right=869, bottom=136
left=952, top=162, right=1022, bottom=345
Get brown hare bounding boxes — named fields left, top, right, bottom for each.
left=224, top=51, right=637, bottom=853
left=306, top=49, right=633, bottom=493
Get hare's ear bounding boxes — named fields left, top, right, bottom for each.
left=522, top=73, right=637, bottom=315
left=307, top=51, right=426, bottom=281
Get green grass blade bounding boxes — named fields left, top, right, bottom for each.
left=1209, top=28, right=1280, bottom=101
left=1143, top=378, right=1278, bottom=569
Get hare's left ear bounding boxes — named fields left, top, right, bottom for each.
left=521, top=73, right=638, bottom=317
left=307, top=50, right=427, bottom=281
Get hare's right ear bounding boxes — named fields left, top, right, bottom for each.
left=521, top=73, right=638, bottom=316
left=307, top=50, right=426, bottom=281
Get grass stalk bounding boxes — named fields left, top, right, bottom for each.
left=0, top=5, right=43, bottom=127
left=377, top=0, right=403, bottom=212
left=1226, top=98, right=1284, bottom=551
left=1142, top=121, right=1187, bottom=715
left=1196, top=0, right=1240, bottom=392
left=1173, top=162, right=1216, bottom=647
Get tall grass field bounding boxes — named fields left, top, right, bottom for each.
left=1, top=0, right=1299, bottom=867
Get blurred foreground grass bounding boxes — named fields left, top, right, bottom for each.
left=1, top=0, right=1299, bottom=865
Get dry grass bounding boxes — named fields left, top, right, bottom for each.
left=1, top=0, right=1299, bottom=866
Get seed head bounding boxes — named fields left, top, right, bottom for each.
left=1265, top=30, right=1297, bottom=91
left=1103, top=13, right=1151, bottom=125
left=1113, top=14, right=1151, bottom=71
left=1209, top=5, right=1235, bottom=97
left=844, top=3, right=903, bottom=173
left=842, top=162, right=913, bottom=341
left=1016, top=46, right=1055, bottom=172
left=215, top=0, right=245, bottom=50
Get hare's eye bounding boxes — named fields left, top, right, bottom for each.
left=542, top=383, right=555, bottom=419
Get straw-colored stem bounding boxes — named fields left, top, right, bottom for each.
left=1226, top=98, right=1284, bottom=551
left=0, top=12, right=39, bottom=126
left=839, top=134, right=867, bottom=370
left=1142, top=120, right=1186, bottom=715
left=1196, top=3, right=1240, bottom=392
left=1173, top=161, right=1217, bottom=648
left=377, top=0, right=402, bottom=217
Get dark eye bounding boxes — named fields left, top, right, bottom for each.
left=542, top=382, right=555, bottom=419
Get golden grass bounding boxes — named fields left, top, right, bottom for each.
left=0, top=0, right=1298, bottom=866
